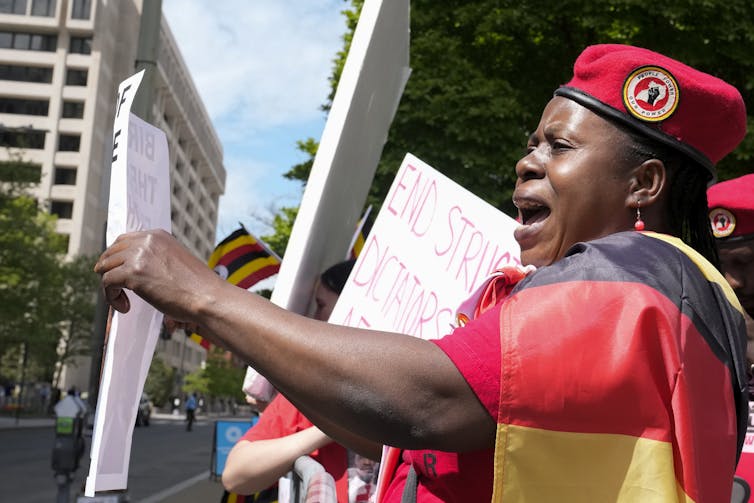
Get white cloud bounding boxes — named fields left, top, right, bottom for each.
left=213, top=152, right=303, bottom=240
left=162, top=1, right=347, bottom=242
left=162, top=0, right=345, bottom=131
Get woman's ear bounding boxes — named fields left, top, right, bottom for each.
left=626, top=158, right=667, bottom=208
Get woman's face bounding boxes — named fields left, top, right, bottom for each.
left=513, top=97, right=636, bottom=267
left=313, top=282, right=340, bottom=322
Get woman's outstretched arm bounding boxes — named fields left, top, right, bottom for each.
left=95, top=230, right=494, bottom=451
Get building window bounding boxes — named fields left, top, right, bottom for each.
left=70, top=0, right=90, bottom=19
left=50, top=200, right=73, bottom=219
left=0, top=0, right=27, bottom=15
left=0, top=64, right=53, bottom=83
left=0, top=31, right=57, bottom=51
left=30, top=0, right=54, bottom=16
left=0, top=128, right=45, bottom=149
left=62, top=100, right=84, bottom=118
left=53, top=166, right=76, bottom=185
left=65, top=68, right=87, bottom=86
left=0, top=97, right=48, bottom=116
left=69, top=36, right=91, bottom=55
left=58, top=133, right=80, bottom=152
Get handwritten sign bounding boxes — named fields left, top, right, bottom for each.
left=329, top=153, right=520, bottom=340
left=85, top=71, right=171, bottom=496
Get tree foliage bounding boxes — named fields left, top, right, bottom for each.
left=260, top=206, right=299, bottom=259
left=182, top=347, right=245, bottom=401
left=144, top=356, right=175, bottom=408
left=286, top=0, right=754, bottom=222
left=0, top=157, right=98, bottom=385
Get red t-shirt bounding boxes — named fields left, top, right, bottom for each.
left=241, top=394, right=349, bottom=502
left=380, top=303, right=503, bottom=502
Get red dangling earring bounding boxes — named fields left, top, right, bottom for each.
left=634, top=201, right=645, bottom=231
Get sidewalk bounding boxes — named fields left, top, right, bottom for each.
left=0, top=413, right=55, bottom=429
left=140, top=472, right=225, bottom=503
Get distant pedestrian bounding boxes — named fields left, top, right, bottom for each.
left=185, top=393, right=197, bottom=432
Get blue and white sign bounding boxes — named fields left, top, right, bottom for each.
left=213, top=420, right=255, bottom=477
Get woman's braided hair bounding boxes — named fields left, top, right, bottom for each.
left=620, top=128, right=720, bottom=269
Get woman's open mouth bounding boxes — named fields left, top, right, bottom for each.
left=512, top=195, right=551, bottom=245
left=519, top=205, right=550, bottom=226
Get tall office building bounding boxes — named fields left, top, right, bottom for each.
left=0, top=0, right=224, bottom=390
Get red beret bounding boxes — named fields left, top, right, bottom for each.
left=554, top=44, right=747, bottom=179
left=707, top=174, right=754, bottom=240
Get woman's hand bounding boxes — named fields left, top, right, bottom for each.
left=94, top=229, right=225, bottom=323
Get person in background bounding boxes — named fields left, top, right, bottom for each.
left=708, top=173, right=754, bottom=320
left=185, top=392, right=197, bottom=432
left=348, top=453, right=377, bottom=503
left=222, top=259, right=377, bottom=503
left=95, top=44, right=749, bottom=502
left=708, top=173, right=754, bottom=497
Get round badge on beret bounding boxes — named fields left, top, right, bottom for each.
left=710, top=207, right=736, bottom=238
left=622, top=65, right=680, bottom=122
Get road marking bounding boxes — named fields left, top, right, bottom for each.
left=137, top=470, right=210, bottom=503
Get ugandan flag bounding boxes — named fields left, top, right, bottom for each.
left=220, top=489, right=278, bottom=503
left=191, top=226, right=281, bottom=350
left=346, top=205, right=372, bottom=260
left=208, top=226, right=281, bottom=289
left=491, top=232, right=748, bottom=502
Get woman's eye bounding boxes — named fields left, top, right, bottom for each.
left=552, top=140, right=571, bottom=152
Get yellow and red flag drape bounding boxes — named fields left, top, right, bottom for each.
left=346, top=205, right=372, bottom=260
left=490, top=232, right=747, bottom=502
left=190, top=226, right=281, bottom=350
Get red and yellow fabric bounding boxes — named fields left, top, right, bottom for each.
left=191, top=227, right=281, bottom=350
left=208, top=227, right=281, bottom=290
left=489, top=232, right=747, bottom=502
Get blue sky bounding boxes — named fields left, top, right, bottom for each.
left=161, top=1, right=348, bottom=241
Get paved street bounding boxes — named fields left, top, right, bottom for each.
left=0, top=414, right=220, bottom=502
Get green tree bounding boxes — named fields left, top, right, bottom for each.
left=204, top=347, right=245, bottom=400
left=144, top=356, right=175, bottom=408
left=0, top=158, right=66, bottom=383
left=50, top=255, right=99, bottom=388
left=286, top=0, right=754, bottom=224
left=182, top=367, right=209, bottom=396
left=0, top=157, right=98, bottom=387
left=260, top=206, right=298, bottom=259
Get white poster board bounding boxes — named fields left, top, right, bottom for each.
left=85, top=70, right=172, bottom=496
left=244, top=0, right=410, bottom=399
left=329, top=153, right=521, bottom=340
left=270, top=0, right=410, bottom=314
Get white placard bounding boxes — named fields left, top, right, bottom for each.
left=245, top=0, right=410, bottom=400
left=329, top=153, right=521, bottom=340
left=85, top=71, right=171, bottom=496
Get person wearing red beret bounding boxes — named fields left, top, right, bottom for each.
left=95, top=44, right=748, bottom=502
left=709, top=174, right=754, bottom=500
left=709, top=174, right=754, bottom=319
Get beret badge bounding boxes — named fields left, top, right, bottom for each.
left=622, top=66, right=680, bottom=122
left=709, top=207, right=737, bottom=238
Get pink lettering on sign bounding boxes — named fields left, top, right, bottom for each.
left=435, top=206, right=521, bottom=293
left=350, top=233, right=457, bottom=339
left=386, top=163, right=437, bottom=237
left=340, top=307, right=371, bottom=329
